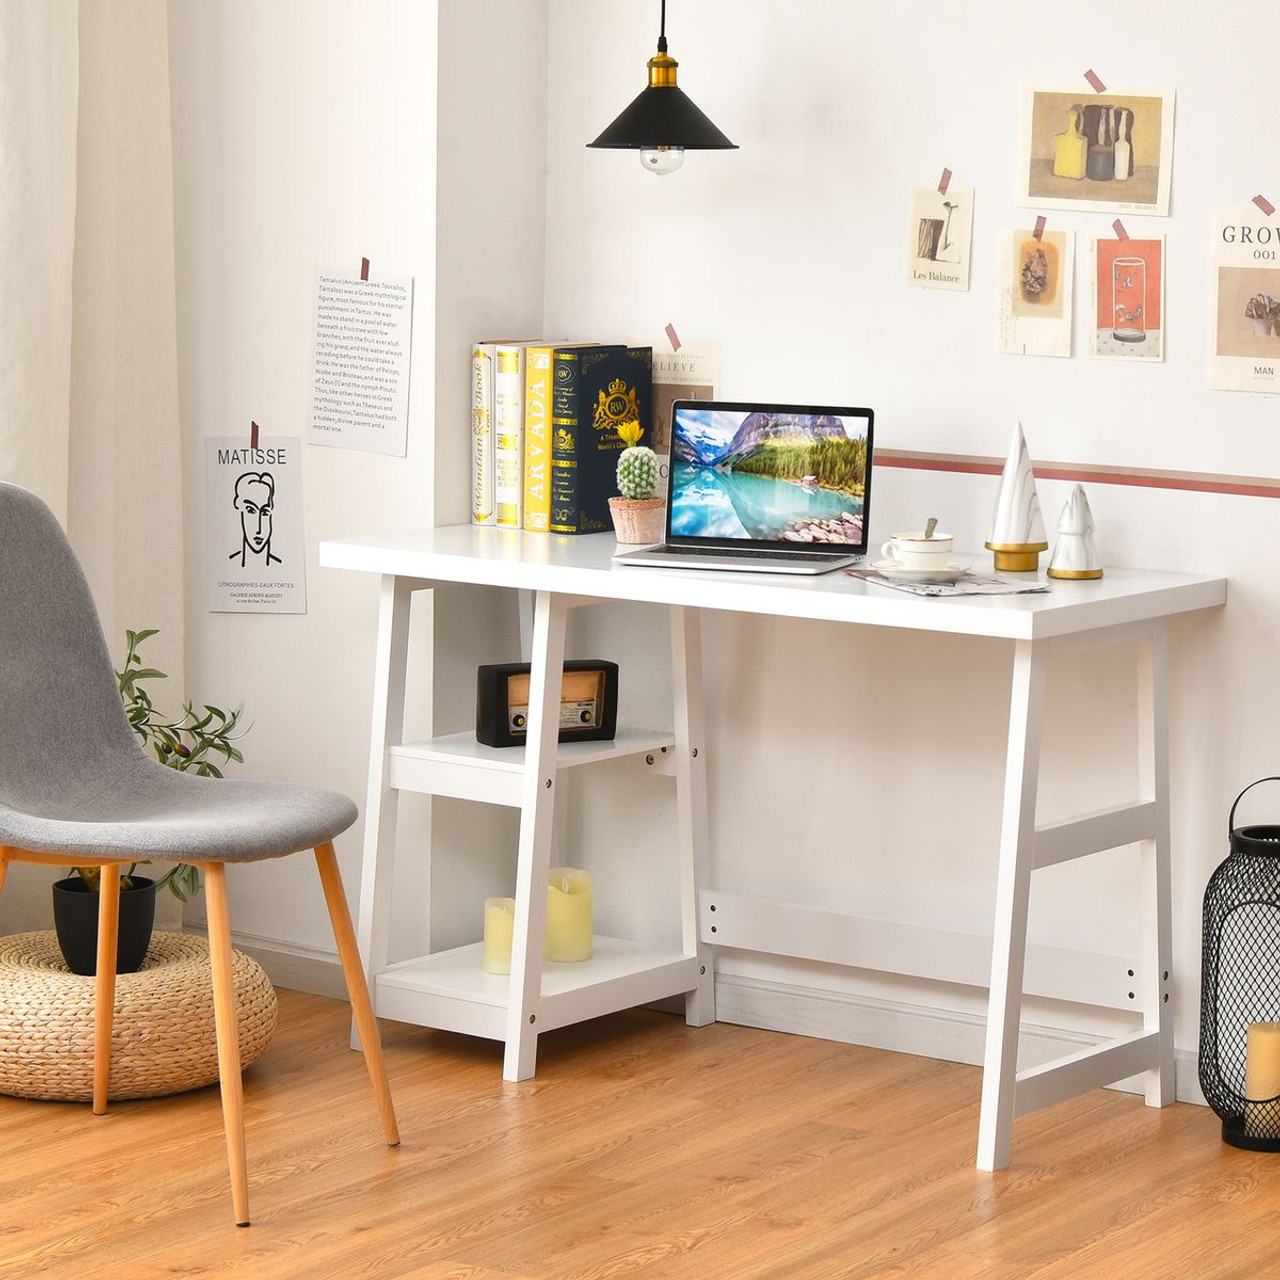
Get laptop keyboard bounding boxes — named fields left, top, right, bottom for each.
left=663, top=545, right=852, bottom=563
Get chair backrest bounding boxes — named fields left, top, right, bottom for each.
left=0, top=483, right=142, bottom=811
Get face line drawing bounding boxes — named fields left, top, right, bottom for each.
left=230, top=471, right=282, bottom=567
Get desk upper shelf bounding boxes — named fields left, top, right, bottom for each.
left=318, top=525, right=1226, bottom=642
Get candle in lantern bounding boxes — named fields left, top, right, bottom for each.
left=482, top=896, right=515, bottom=974
left=544, top=867, right=593, bottom=962
left=1244, top=1021, right=1280, bottom=1137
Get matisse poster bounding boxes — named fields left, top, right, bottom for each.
left=205, top=436, right=307, bottom=614
left=1210, top=205, right=1280, bottom=393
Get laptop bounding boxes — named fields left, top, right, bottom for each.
left=612, top=399, right=874, bottom=575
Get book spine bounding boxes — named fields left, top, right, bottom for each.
left=470, top=344, right=496, bottom=526
left=522, top=347, right=554, bottom=532
left=549, top=349, right=585, bottom=533
left=494, top=345, right=525, bottom=528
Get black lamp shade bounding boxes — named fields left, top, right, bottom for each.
left=588, top=84, right=737, bottom=150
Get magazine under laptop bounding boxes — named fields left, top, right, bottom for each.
left=612, top=399, right=874, bottom=576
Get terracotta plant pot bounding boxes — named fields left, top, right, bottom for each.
left=608, top=497, right=665, bottom=545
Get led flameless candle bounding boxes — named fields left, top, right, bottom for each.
left=1245, top=1021, right=1280, bottom=1138
left=482, top=897, right=515, bottom=975
left=544, top=867, right=593, bottom=962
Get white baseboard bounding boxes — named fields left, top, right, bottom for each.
left=227, top=935, right=1207, bottom=1108
left=712, top=971, right=1206, bottom=1107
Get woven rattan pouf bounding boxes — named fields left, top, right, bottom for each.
left=0, top=930, right=277, bottom=1102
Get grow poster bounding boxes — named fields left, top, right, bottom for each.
left=1210, top=205, right=1280, bottom=393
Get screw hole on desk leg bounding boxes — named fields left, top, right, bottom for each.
left=1128, top=969, right=1134, bottom=977
left=1129, top=992, right=1135, bottom=999
left=1164, top=993, right=1169, bottom=1003
left=529, top=1015, right=536, bottom=1024
left=646, top=754, right=654, bottom=765
left=709, top=904, right=716, bottom=912
left=544, top=779, right=552, bottom=789
left=692, top=748, right=699, bottom=758
left=711, top=926, right=717, bottom=933
left=699, top=966, right=706, bottom=975
left=661, top=746, right=668, bottom=753
left=1164, top=970, right=1169, bottom=981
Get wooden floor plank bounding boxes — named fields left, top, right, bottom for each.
left=0, top=989, right=1271, bottom=1279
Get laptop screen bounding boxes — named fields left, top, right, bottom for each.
left=667, top=400, right=874, bottom=552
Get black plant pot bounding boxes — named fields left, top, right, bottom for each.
left=52, top=876, right=157, bottom=976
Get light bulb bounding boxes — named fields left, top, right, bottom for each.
left=639, top=146, right=685, bottom=176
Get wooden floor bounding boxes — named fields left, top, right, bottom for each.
left=1, top=991, right=1275, bottom=1279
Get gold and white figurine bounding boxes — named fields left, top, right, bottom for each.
left=1047, top=483, right=1103, bottom=580
left=986, top=422, right=1048, bottom=571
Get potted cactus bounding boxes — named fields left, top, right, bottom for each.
left=608, top=420, right=666, bottom=545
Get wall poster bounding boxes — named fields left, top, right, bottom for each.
left=907, top=184, right=974, bottom=292
left=1087, top=236, right=1165, bottom=361
left=1211, top=206, right=1280, bottom=393
left=205, top=436, right=307, bottom=614
left=1018, top=85, right=1175, bottom=217
left=309, top=267, right=413, bottom=456
left=627, top=335, right=720, bottom=457
left=997, top=228, right=1074, bottom=358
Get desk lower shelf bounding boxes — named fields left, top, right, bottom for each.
left=389, top=728, right=677, bottom=806
left=373, top=936, right=699, bottom=1040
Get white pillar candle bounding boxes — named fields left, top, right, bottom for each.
left=544, top=867, right=593, bottom=963
left=1244, top=1021, right=1280, bottom=1137
left=482, top=896, right=515, bottom=975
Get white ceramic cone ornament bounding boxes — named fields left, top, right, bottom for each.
left=1047, top=483, right=1103, bottom=579
left=985, top=422, right=1048, bottom=571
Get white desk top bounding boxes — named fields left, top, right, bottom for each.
left=319, top=525, right=1226, bottom=641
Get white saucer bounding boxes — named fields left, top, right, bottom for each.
left=872, top=560, right=971, bottom=585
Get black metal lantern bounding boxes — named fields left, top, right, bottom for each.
left=1199, top=778, right=1280, bottom=1150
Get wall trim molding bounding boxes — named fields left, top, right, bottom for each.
left=876, top=448, right=1280, bottom=500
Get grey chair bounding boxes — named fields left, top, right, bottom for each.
left=0, top=482, right=398, bottom=1225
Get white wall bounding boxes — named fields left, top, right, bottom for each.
left=166, top=0, right=548, bottom=974
left=167, top=0, right=440, bottom=961
left=543, top=0, right=1279, bottom=1074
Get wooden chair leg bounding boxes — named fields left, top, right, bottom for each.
left=314, top=841, right=400, bottom=1147
left=0, top=852, right=10, bottom=901
left=92, top=863, right=121, bottom=1115
left=202, top=863, right=251, bottom=1226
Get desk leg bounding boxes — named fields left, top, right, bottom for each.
left=977, top=638, right=1048, bottom=1171
left=671, top=606, right=715, bottom=1026
left=353, top=574, right=414, bottom=1051
left=1139, top=620, right=1175, bottom=1106
left=503, top=590, right=568, bottom=1081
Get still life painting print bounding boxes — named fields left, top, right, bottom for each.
left=1018, top=85, right=1174, bottom=216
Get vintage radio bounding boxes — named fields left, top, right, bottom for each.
left=476, top=660, right=619, bottom=748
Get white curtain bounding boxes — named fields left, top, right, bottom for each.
left=0, top=0, right=185, bottom=931
left=0, top=1, right=79, bottom=517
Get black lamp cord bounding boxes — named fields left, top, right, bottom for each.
left=657, top=0, right=667, bottom=52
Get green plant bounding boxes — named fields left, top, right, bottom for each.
left=73, top=629, right=249, bottom=901
left=615, top=420, right=659, bottom=500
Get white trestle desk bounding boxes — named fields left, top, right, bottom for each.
left=319, top=524, right=1226, bottom=1171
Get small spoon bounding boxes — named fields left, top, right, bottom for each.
left=924, top=516, right=938, bottom=540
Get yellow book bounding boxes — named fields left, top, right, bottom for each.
left=522, top=346, right=555, bottom=532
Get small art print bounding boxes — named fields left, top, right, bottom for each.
left=997, top=228, right=1074, bottom=359
left=1018, top=84, right=1175, bottom=216
left=1088, top=236, right=1165, bottom=361
left=1210, top=206, right=1280, bottom=392
left=906, top=184, right=973, bottom=291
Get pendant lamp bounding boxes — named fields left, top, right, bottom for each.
left=587, top=0, right=737, bottom=175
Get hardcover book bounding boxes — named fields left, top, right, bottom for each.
left=549, top=345, right=652, bottom=535
left=470, top=342, right=498, bottom=526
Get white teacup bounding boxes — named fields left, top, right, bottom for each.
left=880, top=532, right=954, bottom=569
